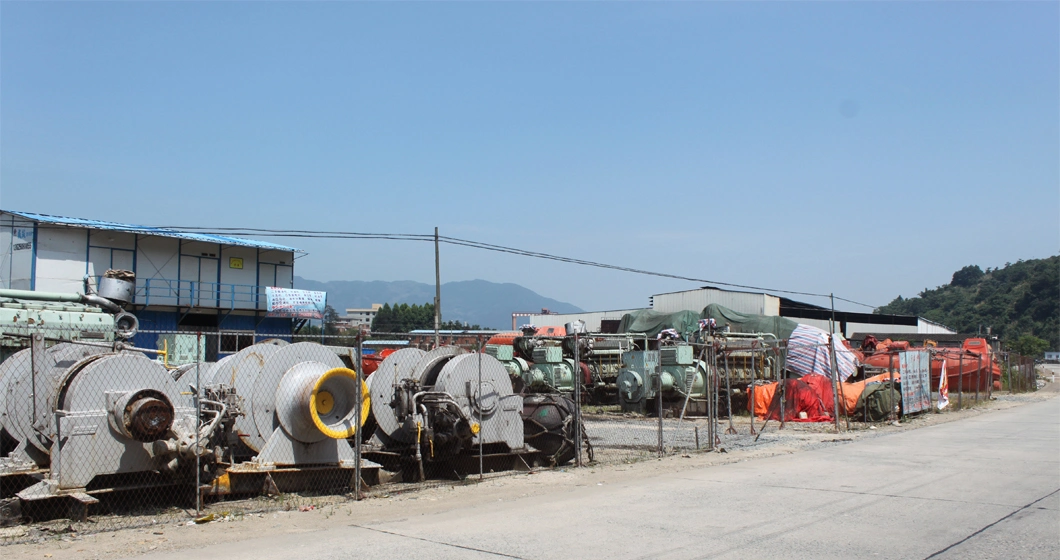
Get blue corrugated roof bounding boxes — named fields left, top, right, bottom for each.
left=2, top=210, right=300, bottom=252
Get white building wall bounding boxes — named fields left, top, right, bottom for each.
left=219, top=245, right=259, bottom=309
left=0, top=213, right=299, bottom=312
left=0, top=215, right=36, bottom=289
left=136, top=236, right=181, bottom=306
left=525, top=309, right=646, bottom=332
left=87, top=230, right=136, bottom=286
left=257, top=249, right=294, bottom=289
left=918, top=318, right=956, bottom=334
left=34, top=227, right=88, bottom=293
left=794, top=318, right=835, bottom=334
left=844, top=322, right=918, bottom=337
left=651, top=288, right=780, bottom=316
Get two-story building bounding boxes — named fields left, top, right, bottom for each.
left=0, top=210, right=303, bottom=360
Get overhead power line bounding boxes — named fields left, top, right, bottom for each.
left=154, top=224, right=879, bottom=309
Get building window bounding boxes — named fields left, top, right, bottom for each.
left=220, top=331, right=256, bottom=353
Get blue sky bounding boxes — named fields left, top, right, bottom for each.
left=2, top=2, right=1057, bottom=313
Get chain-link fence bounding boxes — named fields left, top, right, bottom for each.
left=0, top=323, right=1024, bottom=543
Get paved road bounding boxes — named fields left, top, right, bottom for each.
left=146, top=397, right=1059, bottom=559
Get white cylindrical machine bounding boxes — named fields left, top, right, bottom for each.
left=235, top=342, right=371, bottom=467
left=274, top=362, right=367, bottom=444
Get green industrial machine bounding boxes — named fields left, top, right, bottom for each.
left=522, top=345, right=579, bottom=393
left=0, top=292, right=117, bottom=363
left=617, top=345, right=706, bottom=415
left=485, top=344, right=530, bottom=381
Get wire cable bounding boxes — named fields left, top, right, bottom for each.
left=128, top=224, right=881, bottom=309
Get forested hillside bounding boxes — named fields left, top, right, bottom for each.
left=875, top=256, right=1058, bottom=352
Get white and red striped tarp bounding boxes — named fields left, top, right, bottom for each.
left=786, top=324, right=858, bottom=381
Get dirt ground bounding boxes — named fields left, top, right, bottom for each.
left=2, top=382, right=1056, bottom=559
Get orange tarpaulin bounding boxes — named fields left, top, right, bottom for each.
left=747, top=382, right=777, bottom=419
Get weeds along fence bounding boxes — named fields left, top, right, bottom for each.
left=1003, top=353, right=1040, bottom=393
left=0, top=325, right=1024, bottom=542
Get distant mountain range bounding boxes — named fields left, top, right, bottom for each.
left=293, top=277, right=583, bottom=329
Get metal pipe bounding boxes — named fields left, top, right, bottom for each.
left=0, top=288, right=121, bottom=314
left=0, top=288, right=81, bottom=303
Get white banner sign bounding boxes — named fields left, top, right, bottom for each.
left=265, top=287, right=326, bottom=319
left=899, top=350, right=932, bottom=414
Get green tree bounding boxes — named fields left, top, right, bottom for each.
left=876, top=256, right=1059, bottom=351
left=322, top=304, right=340, bottom=336
left=369, top=302, right=489, bottom=333
left=1010, top=334, right=1049, bottom=358
left=441, top=320, right=482, bottom=330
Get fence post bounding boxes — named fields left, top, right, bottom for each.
left=957, top=353, right=964, bottom=410
left=888, top=352, right=895, bottom=421
left=573, top=330, right=582, bottom=467
left=986, top=351, right=993, bottom=400
left=354, top=334, right=363, bottom=500
left=477, top=334, right=484, bottom=480
left=747, top=344, right=756, bottom=436
left=195, top=331, right=202, bottom=516
left=1005, top=352, right=1011, bottom=392
left=975, top=354, right=981, bottom=403
left=654, top=351, right=663, bottom=456
left=709, top=344, right=717, bottom=449
left=779, top=345, right=787, bottom=430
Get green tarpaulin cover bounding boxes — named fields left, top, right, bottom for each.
left=699, top=304, right=799, bottom=341
left=617, top=309, right=701, bottom=338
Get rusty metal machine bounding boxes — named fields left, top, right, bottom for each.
left=0, top=337, right=205, bottom=517
left=0, top=337, right=379, bottom=523
left=367, top=346, right=527, bottom=479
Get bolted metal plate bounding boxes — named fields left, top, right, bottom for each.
left=0, top=346, right=31, bottom=437
left=215, top=341, right=288, bottom=451
left=414, top=345, right=467, bottom=386
left=55, top=352, right=190, bottom=489
left=249, top=343, right=344, bottom=453
left=369, top=348, right=426, bottom=440
left=60, top=353, right=183, bottom=419
left=205, top=353, right=237, bottom=385
left=3, top=343, right=110, bottom=456
left=432, top=353, right=513, bottom=418
left=431, top=353, right=523, bottom=450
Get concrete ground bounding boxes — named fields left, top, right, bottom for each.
left=7, top=390, right=1054, bottom=560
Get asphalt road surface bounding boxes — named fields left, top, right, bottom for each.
left=138, top=397, right=1058, bottom=560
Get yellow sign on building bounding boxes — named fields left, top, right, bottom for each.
left=229, top=257, right=244, bottom=269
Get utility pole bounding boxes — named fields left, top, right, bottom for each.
left=434, top=227, right=441, bottom=348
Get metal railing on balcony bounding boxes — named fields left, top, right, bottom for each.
left=95, top=277, right=270, bottom=310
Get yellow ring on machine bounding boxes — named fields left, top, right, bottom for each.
left=309, top=367, right=371, bottom=439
